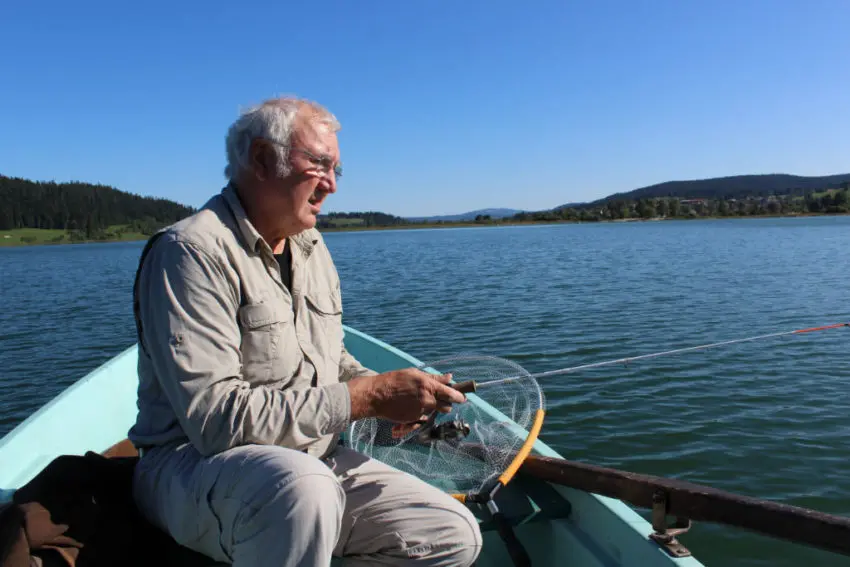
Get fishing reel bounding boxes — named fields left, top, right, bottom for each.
left=416, top=416, right=471, bottom=444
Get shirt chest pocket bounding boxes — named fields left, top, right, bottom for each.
left=304, top=290, right=344, bottom=366
left=237, top=301, right=299, bottom=383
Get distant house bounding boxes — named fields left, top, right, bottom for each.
left=679, top=199, right=708, bottom=205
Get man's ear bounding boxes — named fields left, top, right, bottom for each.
left=249, top=140, right=274, bottom=182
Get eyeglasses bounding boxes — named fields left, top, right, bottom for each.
left=293, top=148, right=343, bottom=180
left=263, top=138, right=343, bottom=180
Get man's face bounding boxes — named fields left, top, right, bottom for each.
left=285, top=121, right=340, bottom=232
left=256, top=117, right=340, bottom=237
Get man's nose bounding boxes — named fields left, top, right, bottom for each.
left=324, top=171, right=337, bottom=194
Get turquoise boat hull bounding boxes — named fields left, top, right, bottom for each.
left=0, top=326, right=705, bottom=566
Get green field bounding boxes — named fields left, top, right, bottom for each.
left=809, top=188, right=841, bottom=199
left=0, top=226, right=148, bottom=247
left=324, top=218, right=366, bottom=227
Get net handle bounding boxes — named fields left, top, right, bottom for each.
left=498, top=408, right=545, bottom=486
left=450, top=408, right=546, bottom=503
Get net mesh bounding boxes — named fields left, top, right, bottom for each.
left=347, top=355, right=546, bottom=496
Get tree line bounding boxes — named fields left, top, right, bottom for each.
left=318, top=187, right=850, bottom=227
left=577, top=173, right=850, bottom=205
left=511, top=187, right=850, bottom=223
left=316, top=211, right=407, bottom=228
left=0, top=175, right=196, bottom=237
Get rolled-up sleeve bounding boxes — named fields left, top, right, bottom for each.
left=137, top=237, right=352, bottom=457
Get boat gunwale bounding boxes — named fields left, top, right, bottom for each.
left=0, top=344, right=138, bottom=455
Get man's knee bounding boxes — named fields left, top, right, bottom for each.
left=256, top=461, right=346, bottom=522
left=212, top=446, right=346, bottom=564
left=224, top=445, right=345, bottom=518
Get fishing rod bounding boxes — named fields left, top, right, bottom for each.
left=454, top=322, right=850, bottom=391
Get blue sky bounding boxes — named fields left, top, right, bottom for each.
left=1, top=0, right=848, bottom=217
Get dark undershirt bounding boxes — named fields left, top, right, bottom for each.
left=274, top=240, right=293, bottom=292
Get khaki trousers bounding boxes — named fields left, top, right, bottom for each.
left=132, top=442, right=482, bottom=567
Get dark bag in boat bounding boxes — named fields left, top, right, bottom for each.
left=0, top=451, right=218, bottom=567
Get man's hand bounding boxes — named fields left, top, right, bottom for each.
left=347, top=368, right=467, bottom=423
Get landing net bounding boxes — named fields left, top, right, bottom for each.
left=347, top=355, right=546, bottom=497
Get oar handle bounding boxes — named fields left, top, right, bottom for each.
left=453, top=380, right=477, bottom=394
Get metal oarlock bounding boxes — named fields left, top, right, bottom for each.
left=650, top=490, right=692, bottom=557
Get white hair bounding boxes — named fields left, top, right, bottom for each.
left=224, top=96, right=341, bottom=180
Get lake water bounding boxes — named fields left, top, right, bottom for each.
left=2, top=216, right=850, bottom=566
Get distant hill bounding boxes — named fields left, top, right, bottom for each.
left=0, top=174, right=196, bottom=236
left=556, top=173, right=850, bottom=209
left=406, top=208, right=524, bottom=222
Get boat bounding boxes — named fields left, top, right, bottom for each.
left=0, top=325, right=706, bottom=566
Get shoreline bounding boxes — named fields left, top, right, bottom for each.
left=2, top=212, right=847, bottom=247
left=317, top=211, right=848, bottom=233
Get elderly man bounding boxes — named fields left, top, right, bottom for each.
left=128, top=97, right=483, bottom=567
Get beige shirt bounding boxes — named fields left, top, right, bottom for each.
left=129, top=184, right=376, bottom=459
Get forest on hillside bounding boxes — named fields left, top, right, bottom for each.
left=574, top=173, right=850, bottom=206
left=0, top=175, right=196, bottom=239
left=319, top=186, right=850, bottom=226
left=513, top=189, right=850, bottom=223
left=318, top=176, right=850, bottom=227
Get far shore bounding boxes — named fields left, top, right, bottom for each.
left=2, top=212, right=846, bottom=248
left=317, top=211, right=846, bottom=233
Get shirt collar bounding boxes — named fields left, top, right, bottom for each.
left=221, top=182, right=319, bottom=257
left=291, top=230, right=318, bottom=258
left=221, top=183, right=263, bottom=253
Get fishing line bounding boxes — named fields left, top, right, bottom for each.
left=466, top=321, right=850, bottom=389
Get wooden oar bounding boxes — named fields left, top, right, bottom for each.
left=518, top=454, right=850, bottom=558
